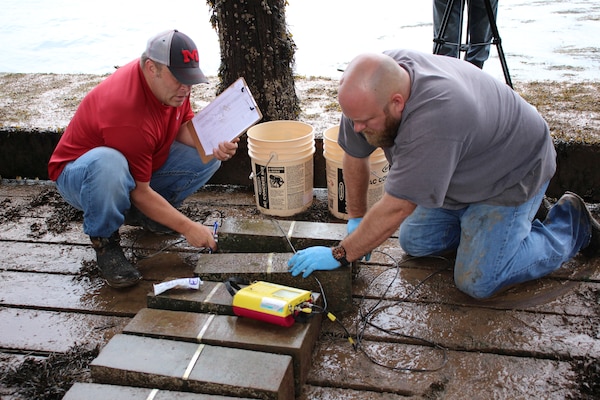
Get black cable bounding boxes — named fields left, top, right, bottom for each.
left=129, top=210, right=224, bottom=261
left=311, top=274, right=328, bottom=315
left=354, top=250, right=451, bottom=372
left=271, top=219, right=350, bottom=341
left=271, top=218, right=297, bottom=253
left=130, top=234, right=189, bottom=261
left=270, top=218, right=450, bottom=371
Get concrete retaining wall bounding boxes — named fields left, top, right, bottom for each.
left=1, top=128, right=598, bottom=202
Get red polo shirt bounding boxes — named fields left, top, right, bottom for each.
left=48, top=59, right=193, bottom=182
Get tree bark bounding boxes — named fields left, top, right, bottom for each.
left=207, top=0, right=300, bottom=122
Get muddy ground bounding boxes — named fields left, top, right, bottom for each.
left=0, top=73, right=599, bottom=144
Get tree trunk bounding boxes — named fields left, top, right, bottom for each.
left=207, top=0, right=300, bottom=122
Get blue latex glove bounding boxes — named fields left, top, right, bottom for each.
left=346, top=217, right=371, bottom=261
left=347, top=217, right=362, bottom=235
left=288, top=246, right=341, bottom=278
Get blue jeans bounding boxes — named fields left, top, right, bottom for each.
left=56, top=141, right=220, bottom=238
left=433, top=0, right=499, bottom=67
left=399, top=182, right=591, bottom=298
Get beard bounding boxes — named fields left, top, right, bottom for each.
left=362, top=109, right=400, bottom=148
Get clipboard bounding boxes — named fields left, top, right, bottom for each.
left=189, top=77, right=262, bottom=163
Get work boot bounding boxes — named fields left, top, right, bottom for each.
left=564, top=192, right=600, bottom=257
left=90, top=232, right=142, bottom=288
left=124, top=206, right=175, bottom=234
left=534, top=196, right=552, bottom=221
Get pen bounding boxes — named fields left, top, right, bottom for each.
left=209, top=221, right=219, bottom=253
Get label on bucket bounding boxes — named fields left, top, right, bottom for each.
left=255, top=163, right=271, bottom=209
left=253, top=158, right=313, bottom=216
left=335, top=167, right=347, bottom=215
left=326, top=159, right=389, bottom=220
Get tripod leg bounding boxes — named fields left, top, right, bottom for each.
left=484, top=0, right=513, bottom=87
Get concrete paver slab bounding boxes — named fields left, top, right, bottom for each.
left=91, top=334, right=294, bottom=399
left=218, top=218, right=346, bottom=253
left=194, top=253, right=352, bottom=312
left=148, top=281, right=236, bottom=315
left=63, top=382, right=252, bottom=399
left=0, top=270, right=147, bottom=316
left=124, top=307, right=322, bottom=393
left=0, top=307, right=129, bottom=353
left=308, top=339, right=576, bottom=398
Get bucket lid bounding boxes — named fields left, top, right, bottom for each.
left=247, top=120, right=314, bottom=143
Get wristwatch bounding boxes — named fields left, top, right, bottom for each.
left=331, top=244, right=350, bottom=266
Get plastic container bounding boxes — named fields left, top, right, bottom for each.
left=322, top=125, right=389, bottom=219
left=247, top=121, right=316, bottom=217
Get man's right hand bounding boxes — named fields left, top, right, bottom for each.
left=183, top=222, right=217, bottom=251
left=288, top=246, right=341, bottom=278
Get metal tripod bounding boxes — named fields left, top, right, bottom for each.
left=433, top=0, right=512, bottom=88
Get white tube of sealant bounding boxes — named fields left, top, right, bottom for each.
left=153, top=277, right=203, bottom=296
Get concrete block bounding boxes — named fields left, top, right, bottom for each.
left=124, top=308, right=322, bottom=394
left=148, top=281, right=235, bottom=315
left=194, top=253, right=352, bottom=312
left=63, top=382, right=250, bottom=399
left=218, top=218, right=346, bottom=253
left=91, top=334, right=294, bottom=400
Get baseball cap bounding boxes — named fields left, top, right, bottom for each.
left=145, top=29, right=209, bottom=85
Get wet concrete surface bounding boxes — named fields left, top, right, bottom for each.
left=63, top=382, right=254, bottom=400
left=0, top=182, right=599, bottom=399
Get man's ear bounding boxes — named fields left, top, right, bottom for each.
left=144, top=59, right=158, bottom=76
left=390, top=93, right=406, bottom=116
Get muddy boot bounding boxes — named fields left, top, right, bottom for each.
left=564, top=192, right=600, bottom=257
left=90, top=232, right=142, bottom=288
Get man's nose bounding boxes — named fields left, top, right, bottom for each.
left=353, top=122, right=366, bottom=132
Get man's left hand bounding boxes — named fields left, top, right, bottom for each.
left=347, top=217, right=371, bottom=261
left=213, top=138, right=240, bottom=161
left=288, top=246, right=341, bottom=278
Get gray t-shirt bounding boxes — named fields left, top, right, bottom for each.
left=338, top=49, right=556, bottom=209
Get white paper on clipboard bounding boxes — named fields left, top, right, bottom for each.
left=190, top=77, right=262, bottom=161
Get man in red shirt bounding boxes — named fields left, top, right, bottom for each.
left=48, top=30, right=238, bottom=288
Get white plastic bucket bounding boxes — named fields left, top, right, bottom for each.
left=247, top=121, right=315, bottom=217
left=323, top=126, right=389, bottom=220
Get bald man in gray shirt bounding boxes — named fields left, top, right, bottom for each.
left=288, top=49, right=599, bottom=299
